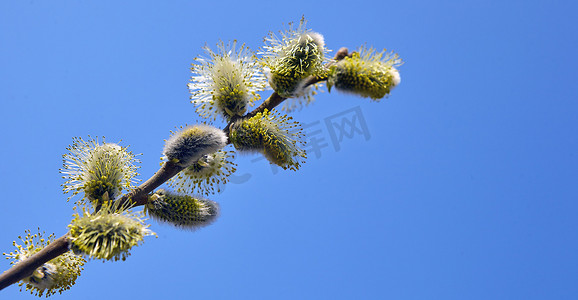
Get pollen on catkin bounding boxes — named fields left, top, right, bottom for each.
left=327, top=46, right=402, bottom=100
left=3, top=230, right=85, bottom=297
left=145, top=189, right=220, bottom=230
left=61, top=137, right=140, bottom=206
left=168, top=150, right=237, bottom=195
left=188, top=40, right=267, bottom=121
left=163, top=125, right=228, bottom=168
left=68, top=206, right=154, bottom=262
left=229, top=109, right=306, bottom=171
left=261, top=17, right=328, bottom=109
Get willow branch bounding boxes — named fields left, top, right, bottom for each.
left=0, top=47, right=352, bottom=292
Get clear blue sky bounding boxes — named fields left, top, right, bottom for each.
left=1, top=0, right=577, bottom=299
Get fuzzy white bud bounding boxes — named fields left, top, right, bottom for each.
left=163, top=125, right=228, bottom=167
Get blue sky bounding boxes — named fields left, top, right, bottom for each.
left=1, top=0, right=577, bottom=299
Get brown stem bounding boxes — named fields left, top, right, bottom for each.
left=334, top=47, right=350, bottom=60
left=0, top=235, right=70, bottom=290
left=115, top=160, right=184, bottom=209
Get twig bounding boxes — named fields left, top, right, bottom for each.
left=0, top=236, right=70, bottom=290
left=0, top=47, right=350, bottom=291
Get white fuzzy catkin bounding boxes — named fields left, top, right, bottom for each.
left=163, top=125, right=228, bottom=167
left=188, top=41, right=267, bottom=120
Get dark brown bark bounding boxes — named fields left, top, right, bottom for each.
left=115, top=160, right=185, bottom=209
left=0, top=235, right=70, bottom=290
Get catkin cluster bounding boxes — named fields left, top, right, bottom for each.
left=229, top=109, right=306, bottom=171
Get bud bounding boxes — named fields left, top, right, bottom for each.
left=327, top=46, right=402, bottom=100
left=61, top=137, right=140, bottom=206
left=169, top=150, right=237, bottom=195
left=261, top=17, right=327, bottom=107
left=189, top=40, right=267, bottom=120
left=3, top=230, right=85, bottom=297
left=68, top=206, right=154, bottom=261
left=229, top=109, right=306, bottom=171
left=163, top=125, right=228, bottom=168
left=145, top=189, right=220, bottom=230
